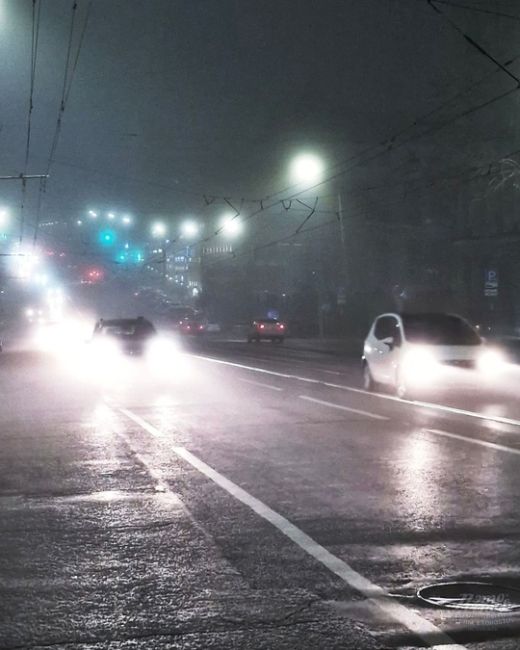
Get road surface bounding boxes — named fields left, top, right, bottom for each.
left=2, top=337, right=520, bottom=649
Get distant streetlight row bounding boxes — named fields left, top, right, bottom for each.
left=151, top=214, right=243, bottom=240
left=86, top=150, right=325, bottom=243
left=86, top=209, right=133, bottom=226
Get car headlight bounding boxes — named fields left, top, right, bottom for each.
left=402, top=346, right=439, bottom=382
left=146, top=336, right=180, bottom=374
left=92, top=338, right=120, bottom=359
left=477, top=349, right=506, bottom=376
left=148, top=336, right=178, bottom=358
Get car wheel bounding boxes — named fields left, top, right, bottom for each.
left=362, top=363, right=376, bottom=391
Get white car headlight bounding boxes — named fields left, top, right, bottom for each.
left=146, top=336, right=180, bottom=374
left=402, top=346, right=439, bottom=382
left=477, top=349, right=506, bottom=376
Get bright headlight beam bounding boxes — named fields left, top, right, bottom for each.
left=402, top=346, right=439, bottom=384
left=478, top=349, right=507, bottom=376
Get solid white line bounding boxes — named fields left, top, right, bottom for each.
left=299, top=395, right=389, bottom=421
left=112, top=407, right=170, bottom=493
left=195, top=354, right=520, bottom=429
left=116, top=405, right=466, bottom=650
left=426, top=428, right=520, bottom=456
left=237, top=377, right=283, bottom=391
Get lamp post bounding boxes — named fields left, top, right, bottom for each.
left=151, top=222, right=168, bottom=284
left=219, top=214, right=242, bottom=238
left=290, top=152, right=348, bottom=336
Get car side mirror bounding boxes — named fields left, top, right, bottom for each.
left=382, top=336, right=395, bottom=350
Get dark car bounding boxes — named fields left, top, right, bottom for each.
left=179, top=317, right=206, bottom=336
left=92, top=317, right=157, bottom=356
left=247, top=318, right=286, bottom=343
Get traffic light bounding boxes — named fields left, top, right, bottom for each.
left=98, top=229, right=116, bottom=247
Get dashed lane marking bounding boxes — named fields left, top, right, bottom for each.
left=299, top=395, right=389, bottom=421
left=237, top=377, right=283, bottom=391
left=426, top=428, right=520, bottom=456
left=194, top=355, right=520, bottom=430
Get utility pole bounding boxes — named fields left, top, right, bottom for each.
left=337, top=192, right=347, bottom=278
left=162, top=245, right=167, bottom=287
left=336, top=191, right=349, bottom=330
left=0, top=173, right=49, bottom=244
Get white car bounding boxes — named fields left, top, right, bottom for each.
left=362, top=312, right=505, bottom=398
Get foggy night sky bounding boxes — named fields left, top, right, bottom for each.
left=0, top=0, right=519, bottom=243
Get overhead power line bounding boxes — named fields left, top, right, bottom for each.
left=427, top=0, right=520, bottom=86
left=201, top=143, right=520, bottom=272
left=32, top=0, right=93, bottom=246
left=19, top=0, right=42, bottom=243
left=431, top=0, right=520, bottom=22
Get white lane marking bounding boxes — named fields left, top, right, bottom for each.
left=195, top=355, right=520, bottom=429
left=299, top=395, right=389, bottom=421
left=426, top=428, right=520, bottom=456
left=238, top=377, right=283, bottom=392
left=112, top=407, right=169, bottom=492
left=116, top=406, right=466, bottom=650
left=321, top=369, right=342, bottom=375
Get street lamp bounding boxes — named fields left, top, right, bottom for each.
left=289, top=153, right=324, bottom=185
left=88, top=210, right=98, bottom=218
left=151, top=221, right=167, bottom=238
left=122, top=214, right=132, bottom=225
left=0, top=208, right=9, bottom=229
left=107, top=212, right=116, bottom=220
left=181, top=220, right=199, bottom=238
left=220, top=214, right=242, bottom=237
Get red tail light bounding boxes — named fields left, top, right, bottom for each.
left=278, top=323, right=285, bottom=329
left=259, top=324, right=265, bottom=329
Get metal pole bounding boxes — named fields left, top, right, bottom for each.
left=162, top=244, right=166, bottom=287
left=337, top=191, right=348, bottom=288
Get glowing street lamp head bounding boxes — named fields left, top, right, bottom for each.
left=122, top=215, right=132, bottom=225
left=0, top=208, right=10, bottom=228
left=290, top=153, right=324, bottom=185
left=220, top=214, right=242, bottom=237
left=151, top=221, right=167, bottom=238
left=88, top=210, right=98, bottom=218
left=181, top=220, right=199, bottom=238
left=107, top=212, right=116, bottom=220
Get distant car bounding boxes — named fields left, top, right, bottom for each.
left=247, top=319, right=286, bottom=343
left=178, top=318, right=206, bottom=336
left=362, top=312, right=505, bottom=398
left=92, top=317, right=157, bottom=356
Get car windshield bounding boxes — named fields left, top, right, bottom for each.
left=97, top=320, right=156, bottom=339
left=402, top=314, right=481, bottom=346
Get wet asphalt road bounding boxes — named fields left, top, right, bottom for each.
left=2, top=338, right=520, bottom=649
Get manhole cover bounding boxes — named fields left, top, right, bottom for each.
left=417, top=582, right=520, bottom=613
